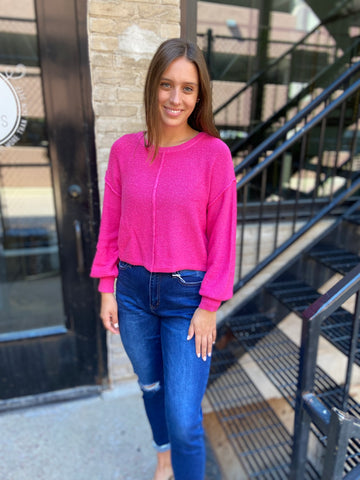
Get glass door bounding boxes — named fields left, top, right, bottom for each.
left=0, top=0, right=106, bottom=399
left=0, top=61, right=65, bottom=337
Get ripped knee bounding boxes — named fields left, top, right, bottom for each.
left=139, top=380, right=161, bottom=394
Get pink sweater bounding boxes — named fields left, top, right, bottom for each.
left=90, top=131, right=237, bottom=311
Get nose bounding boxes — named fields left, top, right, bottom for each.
left=170, top=87, right=180, bottom=105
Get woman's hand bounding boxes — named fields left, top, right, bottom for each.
left=187, top=308, right=217, bottom=361
left=100, top=292, right=119, bottom=334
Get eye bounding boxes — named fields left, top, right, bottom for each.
left=160, top=81, right=171, bottom=89
left=184, top=86, right=194, bottom=93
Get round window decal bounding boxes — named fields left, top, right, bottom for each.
left=0, top=73, right=22, bottom=145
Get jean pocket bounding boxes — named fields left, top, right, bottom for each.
left=118, top=260, right=133, bottom=271
left=171, top=269, right=205, bottom=286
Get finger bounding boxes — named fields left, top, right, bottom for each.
left=201, top=335, right=208, bottom=362
left=195, top=332, right=202, bottom=359
left=187, top=323, right=195, bottom=341
left=101, top=313, right=118, bottom=334
left=212, top=326, right=217, bottom=345
left=111, top=309, right=118, bottom=325
left=108, top=322, right=119, bottom=334
left=111, top=312, right=119, bottom=333
left=207, top=334, right=213, bottom=358
left=112, top=321, right=119, bottom=332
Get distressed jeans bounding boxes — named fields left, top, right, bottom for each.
left=115, top=261, right=211, bottom=480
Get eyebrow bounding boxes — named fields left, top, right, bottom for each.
left=160, top=77, right=198, bottom=86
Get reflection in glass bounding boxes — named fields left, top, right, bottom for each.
left=0, top=3, right=65, bottom=334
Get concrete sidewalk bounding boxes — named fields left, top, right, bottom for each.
left=0, top=382, right=156, bottom=480
left=0, top=381, right=221, bottom=480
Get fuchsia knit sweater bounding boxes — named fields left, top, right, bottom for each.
left=90, top=131, right=237, bottom=311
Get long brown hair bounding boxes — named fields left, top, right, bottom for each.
left=144, top=38, right=219, bottom=159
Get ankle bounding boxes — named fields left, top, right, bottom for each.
left=153, top=451, right=173, bottom=480
left=157, top=449, right=172, bottom=468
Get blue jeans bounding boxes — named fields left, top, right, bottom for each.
left=115, top=261, right=211, bottom=480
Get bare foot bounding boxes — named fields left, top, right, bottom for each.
left=153, top=450, right=173, bottom=480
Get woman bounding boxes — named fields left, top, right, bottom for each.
left=91, top=38, right=237, bottom=480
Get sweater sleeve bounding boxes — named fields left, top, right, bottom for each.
left=90, top=142, right=122, bottom=293
left=199, top=145, right=237, bottom=311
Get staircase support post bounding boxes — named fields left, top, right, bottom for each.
left=289, top=316, right=322, bottom=479
left=321, top=408, right=354, bottom=480
left=180, top=0, right=197, bottom=43
left=205, top=28, right=214, bottom=79
left=342, top=291, right=360, bottom=410
left=250, top=0, right=271, bottom=129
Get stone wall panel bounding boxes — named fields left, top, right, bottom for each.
left=88, top=0, right=181, bottom=386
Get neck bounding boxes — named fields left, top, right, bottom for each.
left=159, top=126, right=198, bottom=148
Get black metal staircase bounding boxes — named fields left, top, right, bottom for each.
left=204, top=45, right=360, bottom=477
left=207, top=204, right=360, bottom=478
left=202, top=0, right=360, bottom=160
left=306, top=0, right=360, bottom=52
left=233, top=65, right=360, bottom=290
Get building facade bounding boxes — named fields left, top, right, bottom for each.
left=1, top=0, right=359, bottom=407
left=0, top=0, right=182, bottom=400
left=88, top=0, right=181, bottom=387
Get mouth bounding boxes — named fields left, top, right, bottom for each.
left=164, top=106, right=183, bottom=116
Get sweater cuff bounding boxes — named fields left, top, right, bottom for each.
left=199, top=296, right=221, bottom=312
left=98, top=276, right=115, bottom=293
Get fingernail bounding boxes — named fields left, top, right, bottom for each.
left=187, top=335, right=191, bottom=340
left=197, top=353, right=200, bottom=358
left=208, top=352, right=212, bottom=357
left=202, top=356, right=207, bottom=361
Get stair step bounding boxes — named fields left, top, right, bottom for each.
left=277, top=313, right=360, bottom=389
left=307, top=243, right=360, bottom=275
left=266, top=275, right=360, bottom=364
left=267, top=278, right=320, bottom=311
left=226, top=313, right=360, bottom=417
left=222, top=315, right=360, bottom=471
left=206, top=347, right=320, bottom=479
left=347, top=213, right=360, bottom=226
left=213, top=196, right=360, bottom=476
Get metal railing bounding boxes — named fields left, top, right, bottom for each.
left=234, top=63, right=360, bottom=291
left=290, top=262, right=360, bottom=480
left=201, top=0, right=359, bottom=139
left=229, top=37, right=360, bottom=160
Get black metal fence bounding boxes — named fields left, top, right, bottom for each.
left=198, top=0, right=360, bottom=141
left=233, top=62, right=360, bottom=291
left=290, top=263, right=360, bottom=479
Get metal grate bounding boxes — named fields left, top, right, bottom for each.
left=207, top=339, right=320, bottom=478
left=307, top=243, right=360, bottom=275
left=220, top=311, right=360, bottom=474
left=266, top=276, right=360, bottom=365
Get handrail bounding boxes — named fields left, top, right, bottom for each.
left=0, top=16, right=34, bottom=23
left=234, top=65, right=360, bottom=291
left=234, top=184, right=360, bottom=291
left=213, top=0, right=353, bottom=117
left=290, top=263, right=360, bottom=479
left=230, top=37, right=360, bottom=157
left=236, top=71, right=360, bottom=181
left=303, top=263, right=360, bottom=324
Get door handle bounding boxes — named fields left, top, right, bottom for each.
left=74, top=220, right=85, bottom=273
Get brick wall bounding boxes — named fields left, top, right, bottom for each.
left=88, top=0, right=181, bottom=386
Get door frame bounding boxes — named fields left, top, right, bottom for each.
left=0, top=0, right=106, bottom=401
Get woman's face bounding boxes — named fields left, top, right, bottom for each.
left=157, top=56, right=199, bottom=135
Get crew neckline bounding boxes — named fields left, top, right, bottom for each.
left=142, top=131, right=206, bottom=153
